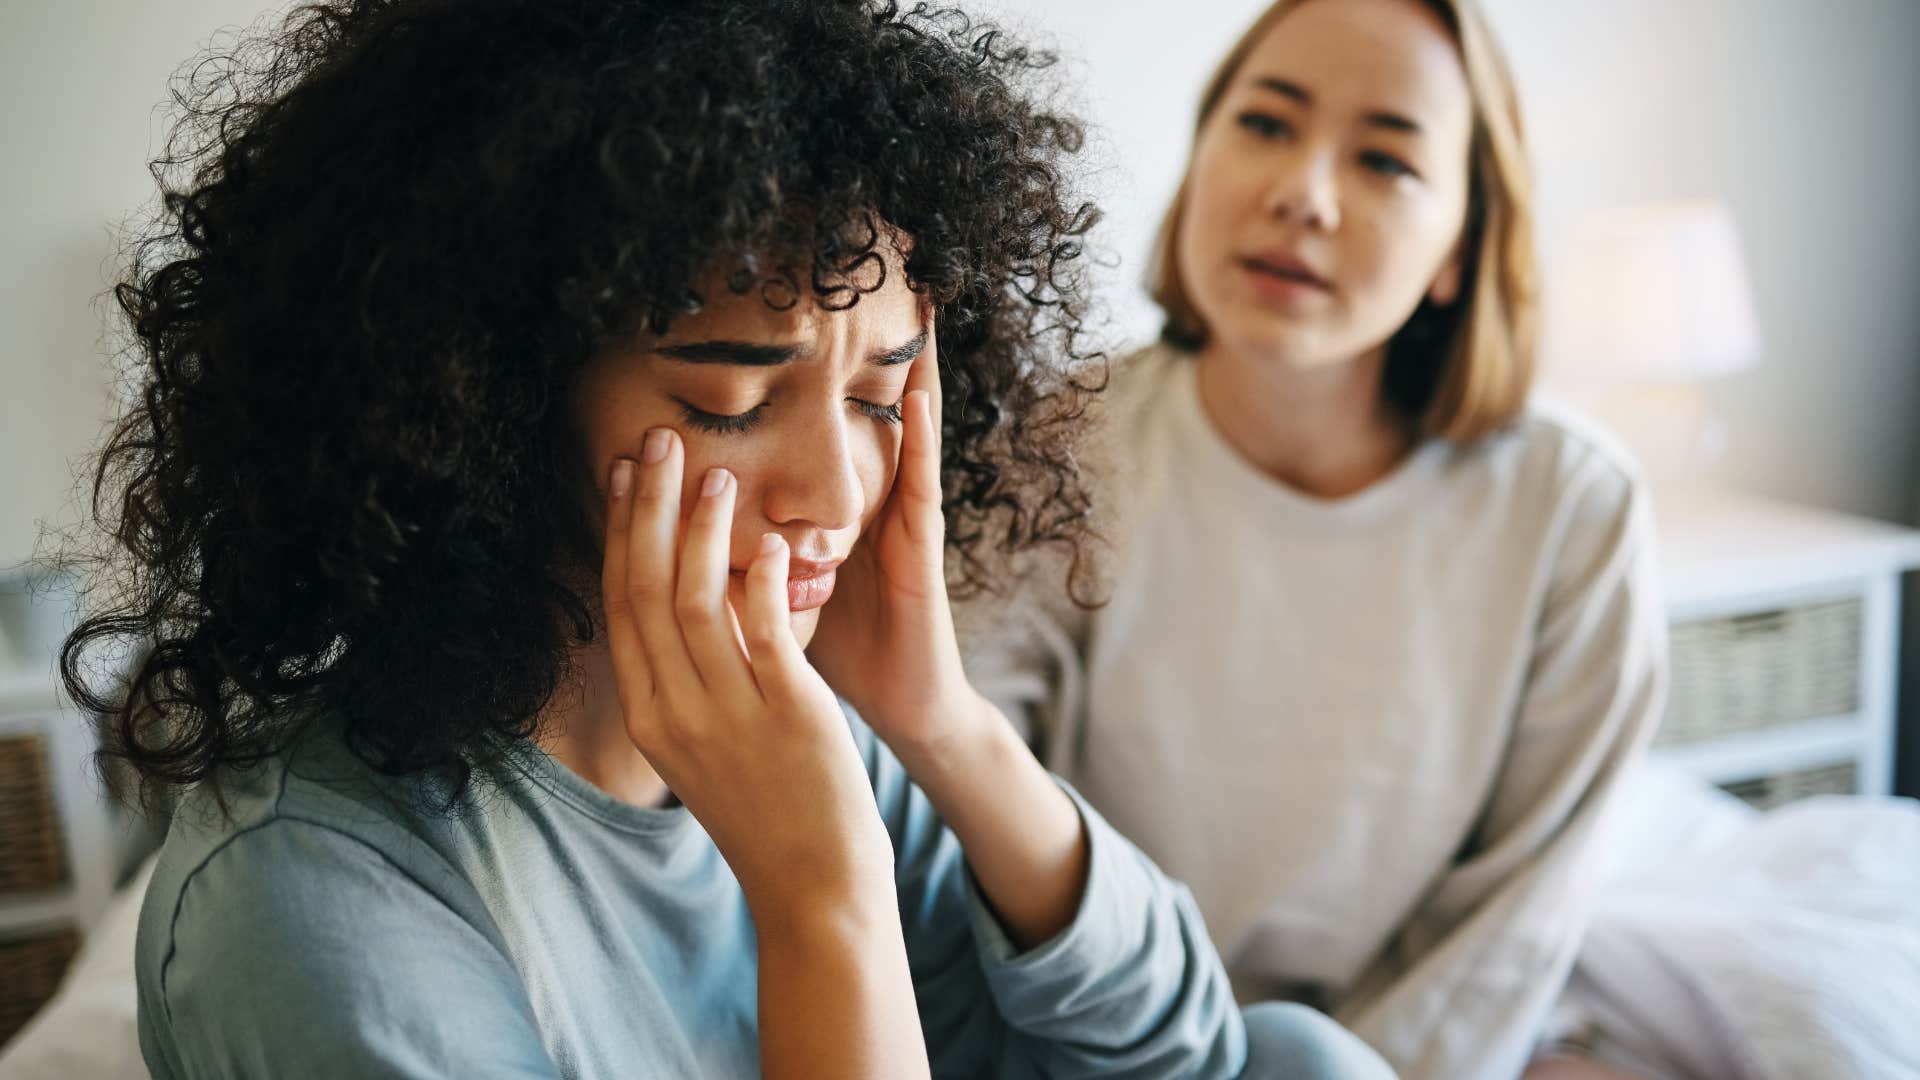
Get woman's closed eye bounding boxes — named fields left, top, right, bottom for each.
left=673, top=395, right=906, bottom=436
left=850, top=395, right=904, bottom=425
left=676, top=398, right=767, bottom=435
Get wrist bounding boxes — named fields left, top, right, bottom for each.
left=749, top=872, right=902, bottom=951
left=735, top=811, right=898, bottom=931
left=887, top=689, right=1011, bottom=781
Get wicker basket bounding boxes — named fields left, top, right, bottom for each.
left=0, top=733, right=68, bottom=895
left=1657, top=598, right=1862, bottom=746
left=0, top=926, right=80, bottom=1046
left=1720, top=761, right=1858, bottom=810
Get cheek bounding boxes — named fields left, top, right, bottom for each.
left=1347, top=196, right=1456, bottom=296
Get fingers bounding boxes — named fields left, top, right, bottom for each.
left=624, top=428, right=702, bottom=702
left=740, top=532, right=815, bottom=703
left=894, top=344, right=945, bottom=554
left=895, top=389, right=945, bottom=559
left=600, top=455, right=654, bottom=704
left=908, top=328, right=943, bottom=433
left=675, top=466, right=756, bottom=698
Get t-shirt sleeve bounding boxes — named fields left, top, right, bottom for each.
left=139, top=819, right=560, bottom=1080
left=851, top=717, right=1246, bottom=1080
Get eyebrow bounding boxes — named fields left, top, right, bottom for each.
left=654, top=328, right=928, bottom=368
left=1251, top=76, right=1423, bottom=135
left=652, top=340, right=803, bottom=366
left=872, top=329, right=929, bottom=367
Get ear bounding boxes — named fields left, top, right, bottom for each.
left=1428, top=245, right=1464, bottom=307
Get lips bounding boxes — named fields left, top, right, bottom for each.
left=729, top=556, right=842, bottom=612
left=1240, top=250, right=1332, bottom=291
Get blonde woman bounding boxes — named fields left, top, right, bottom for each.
left=970, top=1, right=1664, bottom=1076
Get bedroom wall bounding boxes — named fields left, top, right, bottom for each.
left=0, top=0, right=277, bottom=569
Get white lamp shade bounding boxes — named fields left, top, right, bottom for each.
left=1548, top=200, right=1763, bottom=380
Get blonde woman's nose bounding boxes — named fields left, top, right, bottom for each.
left=1261, top=152, right=1341, bottom=232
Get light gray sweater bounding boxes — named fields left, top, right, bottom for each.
left=964, top=344, right=1666, bottom=1080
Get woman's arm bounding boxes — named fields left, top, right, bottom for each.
left=752, top=892, right=927, bottom=1078
left=888, top=693, right=1089, bottom=946
left=1334, top=455, right=1667, bottom=1080
left=853, top=710, right=1247, bottom=1080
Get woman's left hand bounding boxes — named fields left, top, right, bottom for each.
left=807, top=334, right=992, bottom=757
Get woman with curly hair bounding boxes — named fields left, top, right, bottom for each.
left=59, top=0, right=1398, bottom=1077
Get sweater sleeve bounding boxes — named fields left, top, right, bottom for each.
left=1333, top=457, right=1668, bottom=1080
left=850, top=716, right=1246, bottom=1080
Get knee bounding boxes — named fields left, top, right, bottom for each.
left=1239, top=1002, right=1397, bottom=1080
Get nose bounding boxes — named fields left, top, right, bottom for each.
left=759, top=412, right=866, bottom=535
left=1262, top=148, right=1341, bottom=232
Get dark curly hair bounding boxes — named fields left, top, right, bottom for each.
left=61, top=0, right=1104, bottom=809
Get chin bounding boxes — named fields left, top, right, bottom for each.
left=1212, top=316, right=1363, bottom=370
left=788, top=607, right=822, bottom=650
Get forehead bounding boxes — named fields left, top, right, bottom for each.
left=1244, top=0, right=1471, bottom=124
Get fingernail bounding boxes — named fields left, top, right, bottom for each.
left=759, top=532, right=784, bottom=557
left=701, top=468, right=730, bottom=497
left=642, top=429, right=670, bottom=463
left=610, top=459, right=633, bottom=498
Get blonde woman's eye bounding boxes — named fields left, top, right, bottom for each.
left=1236, top=112, right=1293, bottom=140
left=1361, top=150, right=1417, bottom=179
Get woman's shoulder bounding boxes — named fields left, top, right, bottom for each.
left=1462, top=396, right=1649, bottom=519
left=138, top=727, right=483, bottom=974
left=1105, top=340, right=1192, bottom=423
left=133, top=738, right=553, bottom=1077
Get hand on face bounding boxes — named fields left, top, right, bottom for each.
left=598, top=429, right=894, bottom=916
left=577, top=260, right=986, bottom=777
left=804, top=339, right=987, bottom=753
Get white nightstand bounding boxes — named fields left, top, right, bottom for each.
left=0, top=572, right=122, bottom=1043
left=1652, top=494, right=1920, bottom=803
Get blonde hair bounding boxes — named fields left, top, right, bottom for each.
left=1148, top=0, right=1536, bottom=445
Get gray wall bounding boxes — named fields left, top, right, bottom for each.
left=4, top=0, right=1918, bottom=572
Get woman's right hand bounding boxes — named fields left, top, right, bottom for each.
left=600, top=427, right=896, bottom=919
left=602, top=428, right=930, bottom=1079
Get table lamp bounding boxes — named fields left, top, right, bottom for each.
left=1546, top=199, right=1764, bottom=497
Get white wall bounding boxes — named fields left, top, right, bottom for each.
left=0, top=0, right=278, bottom=568
left=1482, top=0, right=1920, bottom=523
left=4, top=0, right=1918, bottom=570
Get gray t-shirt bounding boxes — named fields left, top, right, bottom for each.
left=134, top=708, right=1245, bottom=1078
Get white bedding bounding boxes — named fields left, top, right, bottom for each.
left=0, top=857, right=152, bottom=1080
left=1554, top=765, right=1920, bottom=1080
